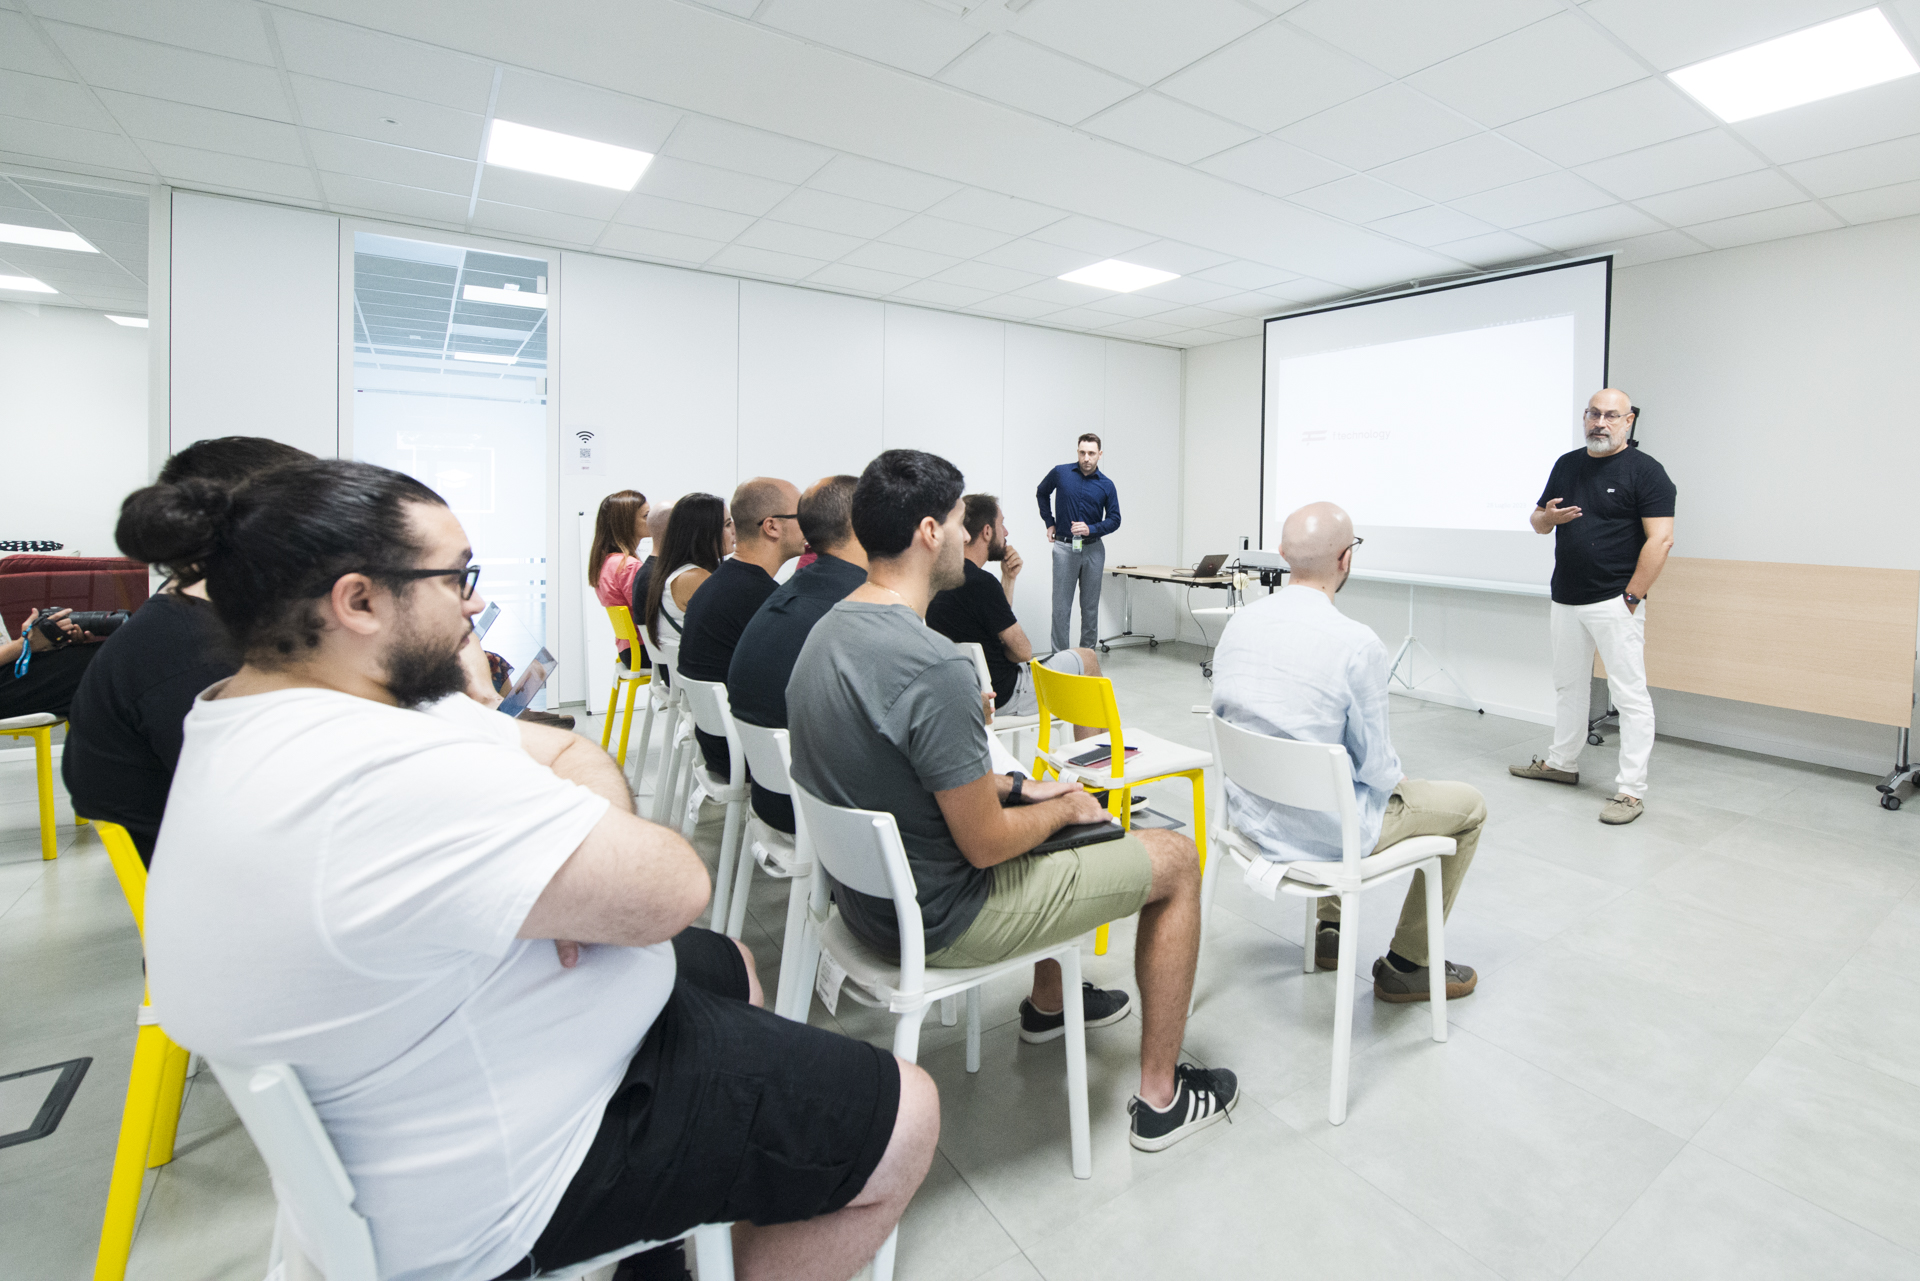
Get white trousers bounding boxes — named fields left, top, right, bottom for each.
left=1548, top=597, right=1653, bottom=798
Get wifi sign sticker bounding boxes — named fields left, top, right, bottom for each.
left=570, top=428, right=606, bottom=475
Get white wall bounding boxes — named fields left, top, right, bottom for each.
left=0, top=302, right=149, bottom=558
left=1180, top=212, right=1920, bottom=774
left=558, top=250, right=1187, bottom=703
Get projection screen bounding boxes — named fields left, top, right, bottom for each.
left=1262, top=257, right=1611, bottom=585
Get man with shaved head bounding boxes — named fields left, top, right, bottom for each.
left=1211, top=501, right=1484, bottom=1003
left=1511, top=390, right=1675, bottom=825
left=679, top=477, right=804, bottom=777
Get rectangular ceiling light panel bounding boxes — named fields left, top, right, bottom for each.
left=0, top=223, right=96, bottom=252
left=1669, top=8, right=1919, bottom=123
left=105, top=315, right=149, bottom=327
left=1058, top=259, right=1181, bottom=292
left=0, top=275, right=57, bottom=293
left=486, top=119, right=654, bottom=190
left=462, top=283, right=548, bottom=309
left=453, top=351, right=517, bottom=364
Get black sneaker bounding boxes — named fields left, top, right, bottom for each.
left=1128, top=1063, right=1239, bottom=1152
left=1019, top=982, right=1131, bottom=1043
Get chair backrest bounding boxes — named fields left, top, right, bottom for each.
left=607, top=604, right=640, bottom=646
left=957, top=642, right=992, bottom=696
left=1027, top=661, right=1125, bottom=774
left=677, top=676, right=747, bottom=786
left=637, top=626, right=676, bottom=688
left=790, top=782, right=928, bottom=986
left=204, top=1058, right=379, bottom=1281
left=734, top=721, right=792, bottom=797
left=1207, top=713, right=1363, bottom=860
left=94, top=821, right=150, bottom=943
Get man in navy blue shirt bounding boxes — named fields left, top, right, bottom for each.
left=1036, top=433, right=1121, bottom=650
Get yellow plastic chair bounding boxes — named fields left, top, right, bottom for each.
left=599, top=606, right=653, bottom=767
left=90, top=819, right=193, bottom=1281
left=1028, top=662, right=1213, bottom=955
left=1, top=712, right=64, bottom=859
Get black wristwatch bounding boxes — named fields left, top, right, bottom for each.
left=1624, top=591, right=1641, bottom=607
left=1003, top=771, right=1025, bottom=806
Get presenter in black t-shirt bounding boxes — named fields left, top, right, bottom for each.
left=1511, top=389, right=1676, bottom=825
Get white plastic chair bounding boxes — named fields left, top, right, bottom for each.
left=955, top=641, right=1046, bottom=762
left=731, top=721, right=817, bottom=1020
left=790, top=781, right=1092, bottom=1281
left=635, top=629, right=690, bottom=825
left=674, top=676, right=753, bottom=939
left=1199, top=714, right=1455, bottom=1125
left=203, top=1057, right=733, bottom=1281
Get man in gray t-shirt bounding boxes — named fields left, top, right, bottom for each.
left=789, top=449, right=1239, bottom=1155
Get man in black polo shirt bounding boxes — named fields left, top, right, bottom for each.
left=679, top=477, right=803, bottom=777
left=1511, top=389, right=1676, bottom=825
left=727, top=475, right=865, bottom=832
left=926, top=494, right=1102, bottom=743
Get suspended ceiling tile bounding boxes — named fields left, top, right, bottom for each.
left=1499, top=76, right=1715, bottom=168
left=636, top=156, right=794, bottom=216
left=613, top=193, right=754, bottom=240
left=322, top=173, right=472, bottom=225
left=805, top=154, right=960, bottom=211
left=806, top=261, right=917, bottom=294
left=686, top=0, right=759, bottom=16
left=0, top=13, right=75, bottom=79
left=766, top=187, right=910, bottom=238
left=1579, top=0, right=1868, bottom=70
left=1081, top=291, right=1183, bottom=318
left=1576, top=130, right=1767, bottom=200
left=1133, top=274, right=1245, bottom=305
left=1206, top=290, right=1287, bottom=317
left=1194, top=135, right=1348, bottom=198
left=706, top=241, right=828, bottom=280
left=1785, top=134, right=1920, bottom=199
left=492, top=69, right=681, bottom=155
left=0, top=71, right=117, bottom=131
left=1159, top=22, right=1387, bottom=132
left=735, top=217, right=863, bottom=261
left=1162, top=326, right=1239, bottom=346
left=1080, top=92, right=1258, bottom=164
left=1514, top=202, right=1665, bottom=251
left=1368, top=203, right=1498, bottom=247
left=890, top=278, right=995, bottom=307
left=30, top=0, right=275, bottom=64
left=879, top=211, right=1012, bottom=257
left=0, top=115, right=148, bottom=173
left=42, top=22, right=291, bottom=120
left=1406, top=13, right=1644, bottom=128
left=290, top=75, right=483, bottom=157
left=1207, top=316, right=1267, bottom=337
left=1286, top=0, right=1561, bottom=78
left=973, top=236, right=1094, bottom=276
left=1118, top=239, right=1234, bottom=275
left=595, top=223, right=725, bottom=265
left=1193, top=260, right=1296, bottom=290
left=1010, top=0, right=1268, bottom=84
left=923, top=187, right=1063, bottom=236
left=1368, top=131, right=1553, bottom=202
left=1431, top=228, right=1550, bottom=267
left=1099, top=316, right=1187, bottom=340
left=97, top=90, right=305, bottom=165
left=478, top=166, right=629, bottom=221
left=1289, top=173, right=1428, bottom=222
left=1451, top=170, right=1614, bottom=225
left=1825, top=178, right=1920, bottom=225
left=1595, top=228, right=1708, bottom=267
left=272, top=12, right=495, bottom=112
left=967, top=293, right=1060, bottom=319
left=756, top=0, right=983, bottom=77
left=930, top=259, right=1045, bottom=293
left=308, top=131, right=476, bottom=196
left=1277, top=84, right=1482, bottom=171
left=1012, top=276, right=1112, bottom=306
left=658, top=116, right=833, bottom=185
left=937, top=34, right=1135, bottom=126
left=1044, top=304, right=1131, bottom=329
left=839, top=239, right=962, bottom=276
left=1026, top=214, right=1156, bottom=257
left=139, top=139, right=317, bottom=201
left=471, top=198, right=607, bottom=247
left=1682, top=201, right=1843, bottom=249
left=1635, top=169, right=1804, bottom=226
left=1733, top=76, right=1920, bottom=166
left=1153, top=303, right=1239, bottom=329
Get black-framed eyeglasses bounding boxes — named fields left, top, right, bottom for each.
left=367, top=565, right=482, bottom=599
left=765, top=513, right=799, bottom=521
left=1582, top=408, right=1631, bottom=422
left=1345, top=537, right=1364, bottom=556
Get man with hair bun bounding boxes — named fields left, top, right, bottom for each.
left=139, top=458, right=937, bottom=1281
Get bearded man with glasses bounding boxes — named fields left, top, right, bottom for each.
left=1510, top=389, right=1676, bottom=825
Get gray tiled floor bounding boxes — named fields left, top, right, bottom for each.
left=4, top=642, right=1918, bottom=1280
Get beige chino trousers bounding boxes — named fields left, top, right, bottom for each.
left=1315, top=778, right=1484, bottom=967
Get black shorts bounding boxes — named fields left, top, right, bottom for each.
left=494, top=929, right=900, bottom=1278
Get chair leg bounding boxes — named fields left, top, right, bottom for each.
left=613, top=680, right=637, bottom=766
left=1303, top=896, right=1318, bottom=975
left=872, top=1229, right=899, bottom=1281
left=724, top=804, right=755, bottom=940
left=965, top=987, right=982, bottom=1073
left=648, top=719, right=680, bottom=824
left=1188, top=771, right=1207, bottom=876
left=691, top=1223, right=735, bottom=1281
left=1424, top=859, right=1448, bottom=1043
left=145, top=1037, right=191, bottom=1167
left=711, top=795, right=742, bottom=935
left=773, top=871, right=813, bottom=1020
left=34, top=726, right=56, bottom=860
left=628, top=694, right=658, bottom=797
left=600, top=680, right=619, bottom=749
left=94, top=1022, right=169, bottom=1281
left=1059, top=947, right=1092, bottom=1179
left=1329, top=892, right=1359, bottom=1126
left=939, top=995, right=957, bottom=1027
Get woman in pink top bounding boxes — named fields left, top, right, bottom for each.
left=588, top=488, right=649, bottom=667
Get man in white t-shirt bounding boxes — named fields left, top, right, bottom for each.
left=138, top=460, right=936, bottom=1281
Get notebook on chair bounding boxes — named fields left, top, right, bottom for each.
left=1028, top=816, right=1127, bottom=856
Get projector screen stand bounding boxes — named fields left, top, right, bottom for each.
left=1385, top=587, right=1482, bottom=713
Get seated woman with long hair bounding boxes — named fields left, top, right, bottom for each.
left=642, top=493, right=732, bottom=666
left=587, top=488, right=649, bottom=667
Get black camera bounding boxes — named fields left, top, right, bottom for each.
left=35, top=609, right=130, bottom=646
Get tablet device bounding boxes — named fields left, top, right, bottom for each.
left=1028, top=817, right=1127, bottom=856
left=498, top=647, right=555, bottom=716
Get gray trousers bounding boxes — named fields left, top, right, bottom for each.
left=1051, top=537, right=1105, bottom=650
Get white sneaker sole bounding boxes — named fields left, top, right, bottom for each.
left=1019, top=1001, right=1132, bottom=1043
left=1128, top=1088, right=1239, bottom=1152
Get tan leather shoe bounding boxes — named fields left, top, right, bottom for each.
left=1600, top=794, right=1645, bottom=824
left=1510, top=757, right=1578, bottom=784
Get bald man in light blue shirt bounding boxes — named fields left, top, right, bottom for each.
left=1211, top=502, right=1483, bottom=1003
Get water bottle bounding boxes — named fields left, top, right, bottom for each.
left=1072, top=534, right=1082, bottom=552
